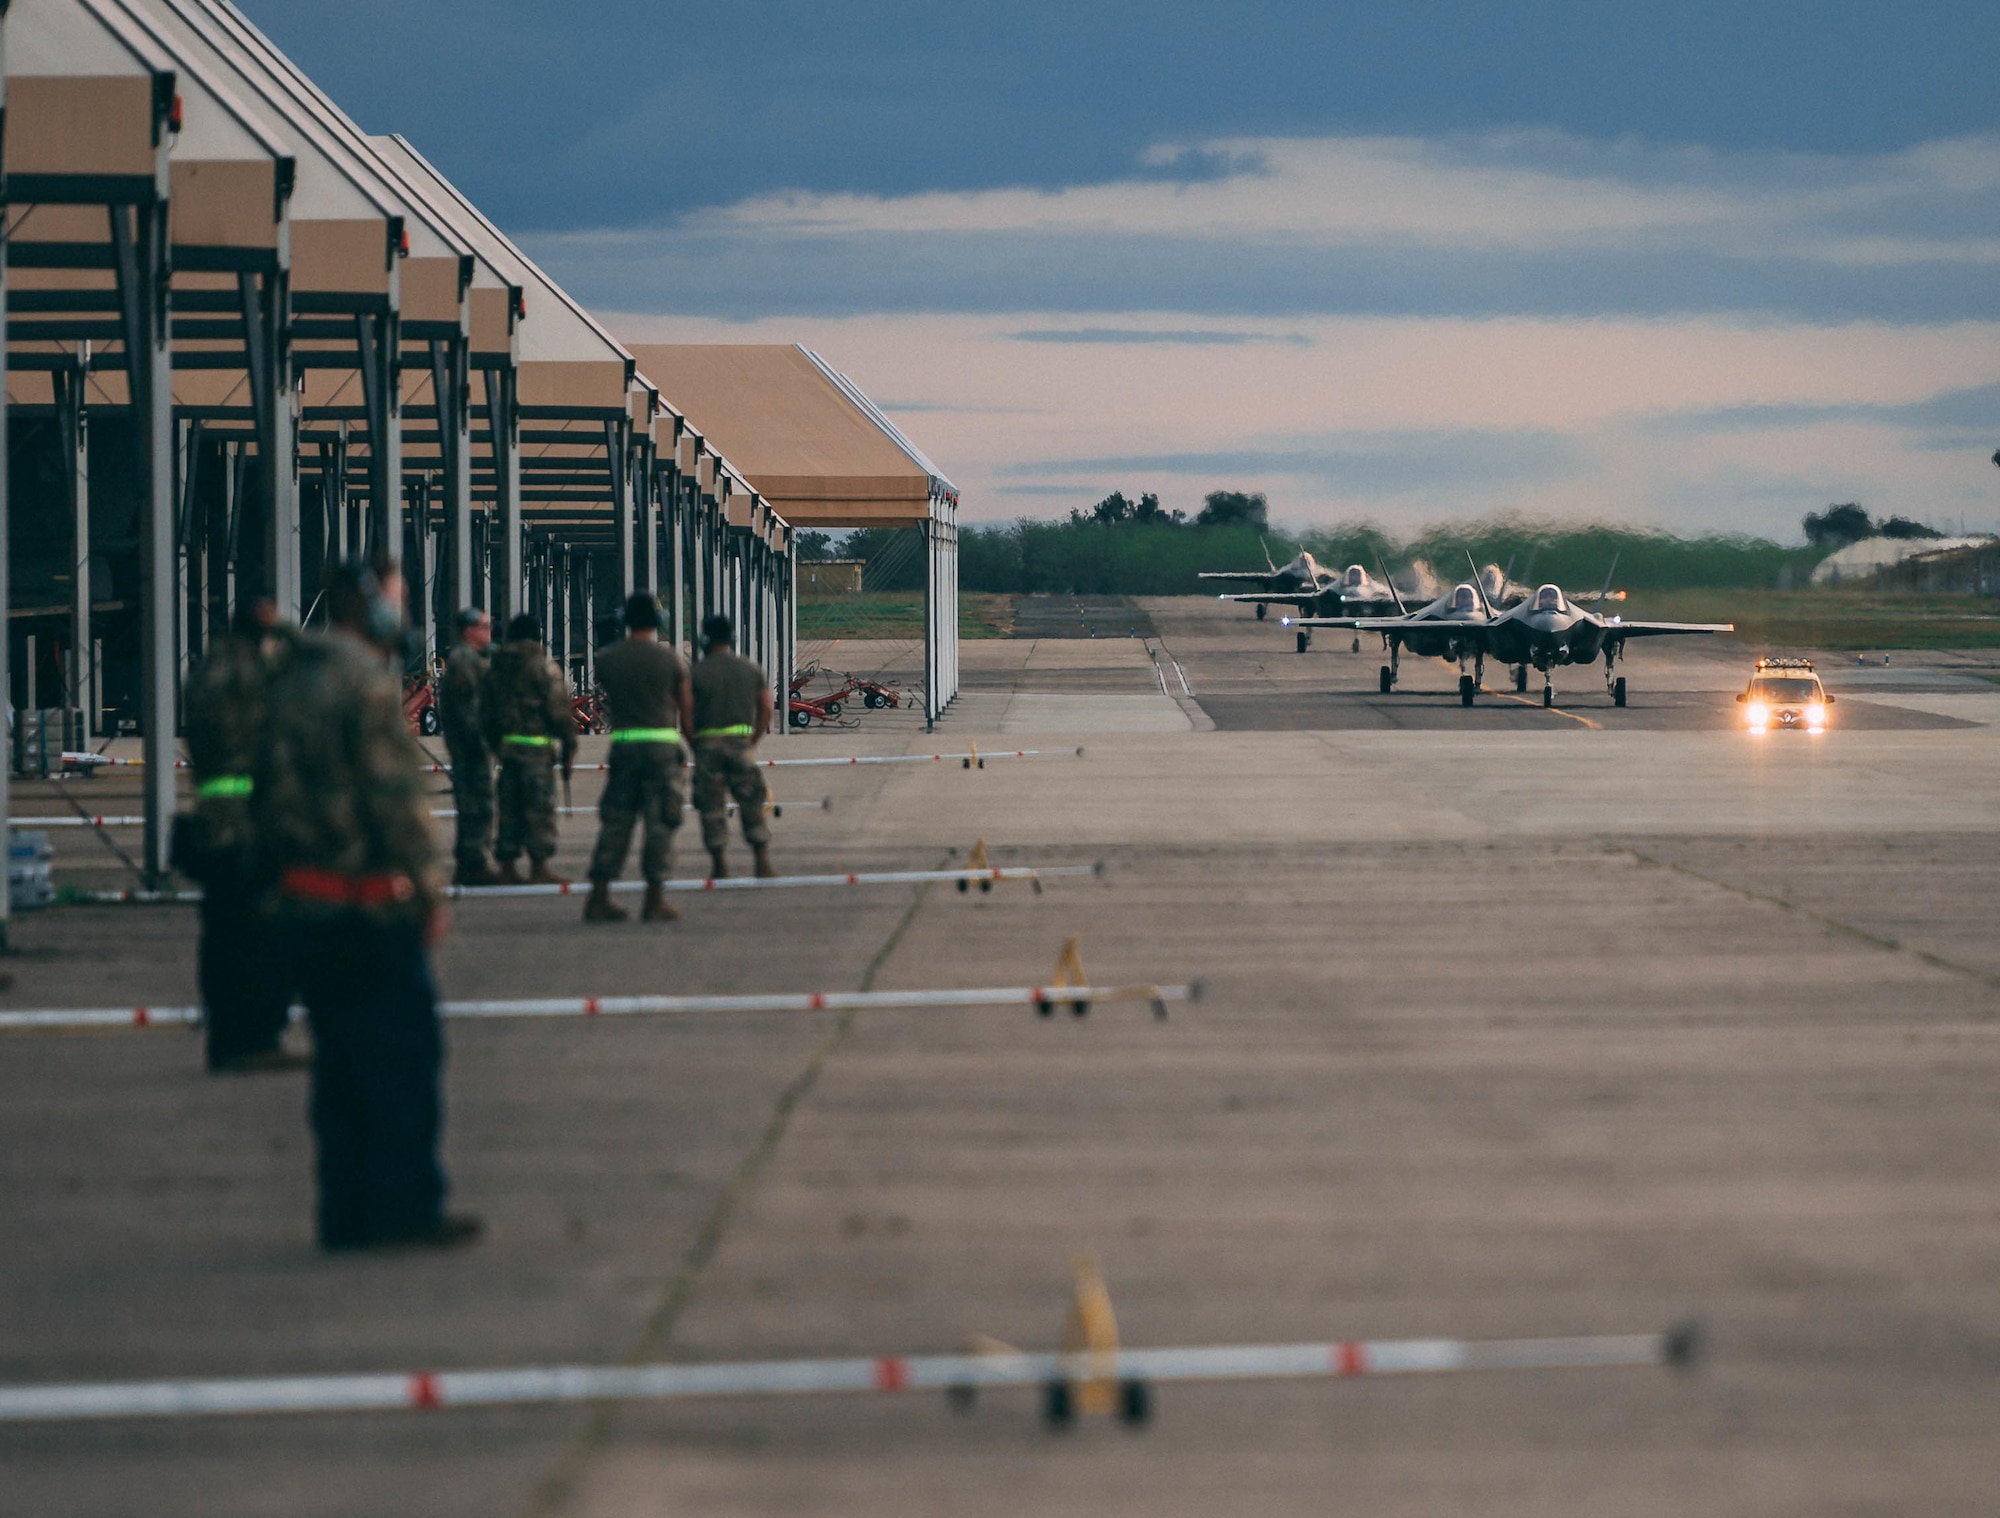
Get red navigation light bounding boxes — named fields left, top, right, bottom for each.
left=170, top=94, right=184, bottom=132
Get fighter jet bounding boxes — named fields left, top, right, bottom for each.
left=1288, top=560, right=1504, bottom=700
left=1284, top=573, right=1505, bottom=703
left=1478, top=576, right=1733, bottom=708
left=1204, top=552, right=1415, bottom=651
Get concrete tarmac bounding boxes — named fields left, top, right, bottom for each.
left=5, top=599, right=1999, bottom=1515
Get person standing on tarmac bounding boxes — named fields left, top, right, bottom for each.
left=180, top=597, right=301, bottom=1073
left=690, top=613, right=776, bottom=879
left=582, top=593, right=693, bottom=924
left=254, top=558, right=477, bottom=1252
left=439, top=607, right=497, bottom=886
left=479, top=614, right=575, bottom=885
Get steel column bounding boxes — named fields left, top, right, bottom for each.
left=56, top=362, right=90, bottom=742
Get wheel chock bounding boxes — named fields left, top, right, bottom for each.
left=962, top=741, right=983, bottom=770
left=959, top=837, right=995, bottom=893
left=1049, top=1253, right=1144, bottom=1429
left=1664, top=1318, right=1704, bottom=1370
left=1050, top=935, right=1090, bottom=1017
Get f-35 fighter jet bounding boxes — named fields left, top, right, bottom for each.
left=1201, top=545, right=1408, bottom=647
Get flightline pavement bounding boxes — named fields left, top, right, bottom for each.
left=5, top=612, right=2000, bottom=1516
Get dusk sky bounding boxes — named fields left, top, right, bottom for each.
left=248, top=1, right=2000, bottom=540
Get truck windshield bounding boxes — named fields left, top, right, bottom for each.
left=1751, top=678, right=1819, bottom=703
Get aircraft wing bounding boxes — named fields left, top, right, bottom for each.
left=1286, top=614, right=1442, bottom=631
left=1602, top=621, right=1735, bottom=637
left=1222, top=592, right=1313, bottom=607
left=1198, top=572, right=1277, bottom=583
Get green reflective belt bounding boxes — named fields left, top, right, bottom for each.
left=197, top=774, right=253, bottom=799
left=502, top=734, right=554, bottom=748
left=695, top=724, right=754, bottom=739
left=610, top=727, right=681, bottom=744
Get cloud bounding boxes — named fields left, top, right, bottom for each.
left=1010, top=328, right=1310, bottom=346
left=1002, top=430, right=1584, bottom=497
left=526, top=132, right=2000, bottom=323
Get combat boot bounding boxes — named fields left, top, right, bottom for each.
left=494, top=858, right=523, bottom=885
left=753, top=844, right=777, bottom=879
left=454, top=859, right=499, bottom=888
left=707, top=846, right=729, bottom=879
left=641, top=881, right=681, bottom=922
left=527, top=859, right=568, bottom=886
left=583, top=880, right=627, bottom=923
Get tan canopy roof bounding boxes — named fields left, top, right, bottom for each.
left=625, top=344, right=954, bottom=528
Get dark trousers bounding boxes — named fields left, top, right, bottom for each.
left=291, top=916, right=448, bottom=1248
left=199, top=869, right=293, bottom=1069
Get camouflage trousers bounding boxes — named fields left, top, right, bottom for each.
left=494, top=752, right=559, bottom=864
left=446, top=744, right=494, bottom=870
left=587, top=743, right=682, bottom=883
left=693, top=738, right=772, bottom=853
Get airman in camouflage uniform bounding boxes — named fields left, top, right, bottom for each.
left=439, top=607, right=497, bottom=886
left=255, top=559, right=476, bottom=1253
left=479, top=614, right=575, bottom=885
left=583, top=593, right=693, bottom=924
left=690, top=613, right=775, bottom=879
left=181, top=597, right=298, bottom=1072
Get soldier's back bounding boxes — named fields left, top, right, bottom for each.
left=595, top=639, right=687, bottom=731
left=692, top=649, right=767, bottom=735
left=185, top=636, right=271, bottom=781
left=256, top=631, right=436, bottom=897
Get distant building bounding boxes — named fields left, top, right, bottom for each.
left=1809, top=535, right=1997, bottom=587
left=798, top=559, right=865, bottom=599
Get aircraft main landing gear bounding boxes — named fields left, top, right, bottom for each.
left=1254, top=603, right=1267, bottom=621
left=1459, top=674, right=1476, bottom=707
left=1351, top=636, right=1361, bottom=654
left=1514, top=666, right=1528, bottom=692
left=1296, top=630, right=1311, bottom=654
left=1612, top=676, right=1626, bottom=707
left=1379, top=665, right=1394, bottom=694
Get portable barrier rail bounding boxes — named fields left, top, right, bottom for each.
left=11, top=798, right=830, bottom=828
left=56, top=746, right=1078, bottom=775
left=73, top=860, right=1101, bottom=907
left=0, top=978, right=1199, bottom=1032
left=0, top=1327, right=1695, bottom=1423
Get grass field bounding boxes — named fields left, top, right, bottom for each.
left=1619, top=589, right=2000, bottom=650
left=793, top=593, right=1015, bottom=641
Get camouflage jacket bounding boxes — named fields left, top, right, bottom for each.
left=252, top=629, right=440, bottom=920
left=184, top=631, right=279, bottom=865
left=439, top=640, right=490, bottom=759
left=480, top=640, right=576, bottom=762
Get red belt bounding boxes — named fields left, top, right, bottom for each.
left=279, top=865, right=416, bottom=908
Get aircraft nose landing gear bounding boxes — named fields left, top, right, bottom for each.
left=1459, top=674, right=1476, bottom=707
left=1542, top=682, right=1555, bottom=709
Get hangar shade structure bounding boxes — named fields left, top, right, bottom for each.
left=625, top=345, right=959, bottom=724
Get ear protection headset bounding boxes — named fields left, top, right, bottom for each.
left=351, top=564, right=407, bottom=649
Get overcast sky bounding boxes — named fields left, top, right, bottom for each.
left=247, top=1, right=2000, bottom=540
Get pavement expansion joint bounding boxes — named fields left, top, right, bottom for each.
left=521, top=865, right=942, bottom=1518
left=1619, top=845, right=2000, bottom=1004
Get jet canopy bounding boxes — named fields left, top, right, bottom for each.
left=1450, top=585, right=1477, bottom=613
left=1343, top=566, right=1367, bottom=588
left=1533, top=584, right=1567, bottom=613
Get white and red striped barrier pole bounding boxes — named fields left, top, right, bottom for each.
left=18, top=798, right=828, bottom=828
left=0, top=978, right=1198, bottom=1032
left=77, top=861, right=1102, bottom=907
left=0, top=1327, right=1695, bottom=1423
left=413, top=748, right=1084, bottom=775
